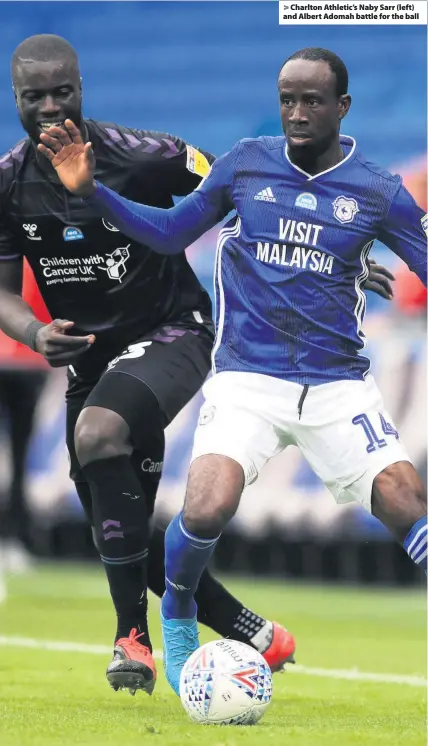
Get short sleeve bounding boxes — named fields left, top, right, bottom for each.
left=0, top=197, right=21, bottom=261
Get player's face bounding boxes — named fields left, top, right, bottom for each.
left=278, top=59, right=350, bottom=155
left=14, top=59, right=82, bottom=143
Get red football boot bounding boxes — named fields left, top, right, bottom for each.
left=106, top=628, right=157, bottom=696
left=262, top=623, right=296, bottom=673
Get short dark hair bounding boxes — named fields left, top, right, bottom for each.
left=280, top=47, right=349, bottom=97
left=11, top=34, right=79, bottom=86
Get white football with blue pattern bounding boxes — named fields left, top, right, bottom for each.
left=179, top=639, right=273, bottom=725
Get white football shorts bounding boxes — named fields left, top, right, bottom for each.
left=191, top=371, right=411, bottom=512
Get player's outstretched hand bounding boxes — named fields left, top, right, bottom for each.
left=37, top=119, right=96, bottom=198
left=35, top=319, right=96, bottom=367
left=364, top=259, right=395, bottom=300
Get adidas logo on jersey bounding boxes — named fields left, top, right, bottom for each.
left=254, top=187, right=276, bottom=203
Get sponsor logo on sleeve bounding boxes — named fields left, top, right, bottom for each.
left=421, top=214, right=428, bottom=236
left=186, top=146, right=211, bottom=179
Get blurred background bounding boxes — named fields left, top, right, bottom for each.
left=0, top=1, right=426, bottom=586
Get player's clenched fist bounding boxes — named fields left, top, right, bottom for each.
left=33, top=319, right=95, bottom=367
left=37, top=119, right=96, bottom=198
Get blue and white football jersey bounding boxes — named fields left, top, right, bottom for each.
left=201, top=136, right=427, bottom=384
left=90, top=135, right=427, bottom=385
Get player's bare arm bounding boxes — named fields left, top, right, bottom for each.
left=0, top=257, right=40, bottom=341
left=0, top=257, right=95, bottom=366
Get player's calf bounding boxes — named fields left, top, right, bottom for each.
left=372, top=461, right=427, bottom=571
left=148, top=527, right=296, bottom=671
left=76, top=406, right=155, bottom=681
left=161, top=455, right=245, bottom=694
left=162, top=455, right=244, bottom=621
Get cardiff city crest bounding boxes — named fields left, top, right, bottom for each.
left=332, top=196, right=359, bottom=224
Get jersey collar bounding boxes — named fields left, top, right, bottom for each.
left=284, top=135, right=357, bottom=181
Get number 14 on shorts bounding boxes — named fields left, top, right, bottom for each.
left=352, top=413, right=399, bottom=453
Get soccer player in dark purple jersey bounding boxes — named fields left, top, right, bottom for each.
left=0, top=34, right=304, bottom=696
left=38, top=47, right=427, bottom=696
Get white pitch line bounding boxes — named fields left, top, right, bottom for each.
left=0, top=635, right=426, bottom=688
left=288, top=664, right=427, bottom=688
left=0, top=636, right=113, bottom=656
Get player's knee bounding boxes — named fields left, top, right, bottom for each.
left=183, top=502, right=235, bottom=538
left=74, top=406, right=132, bottom=467
left=372, top=461, right=427, bottom=542
left=183, top=489, right=240, bottom=537
left=182, top=455, right=244, bottom=537
left=373, top=461, right=426, bottom=507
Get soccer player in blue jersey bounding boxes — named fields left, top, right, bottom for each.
left=39, top=47, right=427, bottom=696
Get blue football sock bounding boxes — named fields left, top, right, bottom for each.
left=403, top=516, right=428, bottom=573
left=162, top=512, right=220, bottom=620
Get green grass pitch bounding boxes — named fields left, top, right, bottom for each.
left=0, top=564, right=426, bottom=746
